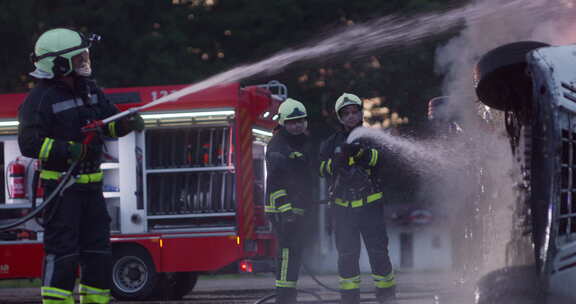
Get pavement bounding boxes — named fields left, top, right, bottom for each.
left=0, top=271, right=472, bottom=304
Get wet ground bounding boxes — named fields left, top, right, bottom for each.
left=0, top=271, right=472, bottom=304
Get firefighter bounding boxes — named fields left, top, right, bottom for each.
left=18, top=28, right=144, bottom=304
left=265, top=98, right=314, bottom=304
left=319, top=93, right=395, bottom=304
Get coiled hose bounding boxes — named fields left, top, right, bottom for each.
left=0, top=161, right=78, bottom=231
left=253, top=263, right=339, bottom=304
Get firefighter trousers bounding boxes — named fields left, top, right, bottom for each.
left=41, top=183, right=112, bottom=304
left=272, top=215, right=309, bottom=304
left=333, top=200, right=395, bottom=303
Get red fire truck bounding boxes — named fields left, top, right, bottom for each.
left=0, top=81, right=286, bottom=300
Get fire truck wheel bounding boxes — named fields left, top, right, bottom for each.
left=474, top=265, right=543, bottom=304
left=111, top=246, right=161, bottom=301
left=158, top=272, right=199, bottom=300
left=475, top=41, right=549, bottom=111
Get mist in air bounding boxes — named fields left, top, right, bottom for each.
left=142, top=0, right=573, bottom=296
left=344, top=0, right=576, bottom=294
left=145, top=0, right=562, bottom=110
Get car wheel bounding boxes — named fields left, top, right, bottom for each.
left=111, top=246, right=161, bottom=301
left=475, top=265, right=543, bottom=304
left=474, top=41, right=549, bottom=111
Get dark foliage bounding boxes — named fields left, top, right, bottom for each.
left=0, top=0, right=467, bottom=203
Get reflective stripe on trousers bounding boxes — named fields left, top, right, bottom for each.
left=373, top=272, right=396, bottom=288
left=333, top=199, right=394, bottom=292
left=79, top=283, right=111, bottom=304
left=41, top=286, right=74, bottom=304
left=339, top=275, right=361, bottom=290
left=275, top=248, right=297, bottom=288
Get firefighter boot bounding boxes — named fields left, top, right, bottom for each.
left=376, top=286, right=396, bottom=303
left=276, top=287, right=297, bottom=304
left=340, top=289, right=360, bottom=304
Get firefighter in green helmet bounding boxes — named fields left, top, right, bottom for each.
left=265, top=98, right=315, bottom=304
left=319, top=93, right=396, bottom=304
left=19, top=28, right=144, bottom=304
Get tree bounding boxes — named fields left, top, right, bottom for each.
left=0, top=0, right=464, bottom=135
left=0, top=0, right=466, bottom=205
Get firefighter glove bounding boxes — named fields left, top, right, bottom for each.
left=341, top=142, right=363, bottom=159
left=109, top=114, right=144, bottom=138
left=279, top=210, right=298, bottom=233
left=125, top=113, right=145, bottom=132
left=334, top=146, right=351, bottom=172
left=288, top=151, right=307, bottom=164
left=353, top=147, right=379, bottom=168
left=68, top=142, right=86, bottom=162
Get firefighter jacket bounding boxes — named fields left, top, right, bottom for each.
left=265, top=128, right=315, bottom=217
left=319, top=128, right=385, bottom=207
left=18, top=78, right=132, bottom=182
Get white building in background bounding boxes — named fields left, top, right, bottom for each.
left=312, top=206, right=453, bottom=273
left=386, top=223, right=452, bottom=271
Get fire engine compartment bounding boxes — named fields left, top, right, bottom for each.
left=144, top=124, right=237, bottom=228
left=0, top=81, right=284, bottom=300
left=0, top=83, right=277, bottom=236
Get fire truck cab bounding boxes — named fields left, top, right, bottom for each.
left=0, top=81, right=286, bottom=300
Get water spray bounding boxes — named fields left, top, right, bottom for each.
left=97, top=0, right=562, bottom=126
left=347, top=126, right=463, bottom=174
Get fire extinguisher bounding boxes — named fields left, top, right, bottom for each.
left=216, top=144, right=224, bottom=165
left=202, top=143, right=211, bottom=165
left=7, top=157, right=26, bottom=199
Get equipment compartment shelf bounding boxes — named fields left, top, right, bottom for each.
left=146, top=166, right=234, bottom=174
left=100, top=163, right=120, bottom=170
left=103, top=192, right=120, bottom=198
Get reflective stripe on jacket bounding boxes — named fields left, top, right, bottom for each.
left=18, top=79, right=121, bottom=174
left=265, top=128, right=314, bottom=215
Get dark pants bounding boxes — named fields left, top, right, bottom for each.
left=272, top=215, right=309, bottom=304
left=333, top=200, right=394, bottom=301
left=42, top=182, right=112, bottom=294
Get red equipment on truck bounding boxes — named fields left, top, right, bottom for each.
left=0, top=80, right=286, bottom=301
left=6, top=157, right=26, bottom=199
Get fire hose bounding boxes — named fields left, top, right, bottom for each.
left=0, top=116, right=106, bottom=231
left=0, top=120, right=111, bottom=232
left=0, top=160, right=78, bottom=231
left=253, top=199, right=336, bottom=303
left=0, top=88, right=183, bottom=232
left=252, top=263, right=346, bottom=304
left=0, top=119, right=106, bottom=232
left=253, top=199, right=388, bottom=303
left=253, top=250, right=391, bottom=303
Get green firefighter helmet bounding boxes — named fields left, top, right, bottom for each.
left=30, top=28, right=93, bottom=79
left=334, top=93, right=362, bottom=121
left=277, top=98, right=307, bottom=125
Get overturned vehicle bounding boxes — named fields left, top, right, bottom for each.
left=474, top=41, right=576, bottom=302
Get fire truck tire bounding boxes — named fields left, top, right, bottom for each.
left=474, top=265, right=543, bottom=304
left=158, top=272, right=199, bottom=300
left=111, top=246, right=161, bottom=301
left=475, top=41, right=549, bottom=111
